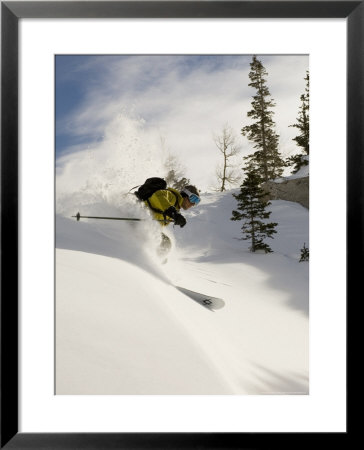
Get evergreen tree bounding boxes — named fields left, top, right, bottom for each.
left=299, top=243, right=309, bottom=262
left=170, top=174, right=191, bottom=191
left=164, top=154, right=190, bottom=190
left=241, top=56, right=285, bottom=182
left=165, top=168, right=190, bottom=190
left=287, top=71, right=309, bottom=174
left=286, top=153, right=308, bottom=175
left=290, top=71, right=309, bottom=154
left=231, top=168, right=278, bottom=253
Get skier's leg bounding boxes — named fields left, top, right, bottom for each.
left=160, top=233, right=172, bottom=252
left=157, top=233, right=172, bottom=262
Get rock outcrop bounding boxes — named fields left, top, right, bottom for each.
left=262, top=176, right=309, bottom=209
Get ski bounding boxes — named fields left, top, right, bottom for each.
left=175, top=286, right=225, bottom=312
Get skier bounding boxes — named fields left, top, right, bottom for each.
left=142, top=183, right=201, bottom=258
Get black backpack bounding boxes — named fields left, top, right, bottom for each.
left=134, top=177, right=167, bottom=201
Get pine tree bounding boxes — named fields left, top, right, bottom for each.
left=290, top=71, right=309, bottom=154
left=231, top=168, right=278, bottom=253
left=165, top=169, right=190, bottom=190
left=286, top=153, right=308, bottom=175
left=299, top=243, right=309, bottom=262
left=287, top=71, right=310, bottom=174
left=241, top=56, right=285, bottom=182
left=164, top=154, right=190, bottom=190
left=171, top=175, right=191, bottom=191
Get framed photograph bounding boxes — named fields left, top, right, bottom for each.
left=2, top=1, right=358, bottom=448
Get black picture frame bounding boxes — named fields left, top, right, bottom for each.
left=1, top=1, right=358, bottom=448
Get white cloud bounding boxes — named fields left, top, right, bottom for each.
left=57, top=55, right=309, bottom=193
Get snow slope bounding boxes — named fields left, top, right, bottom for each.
left=56, top=191, right=309, bottom=395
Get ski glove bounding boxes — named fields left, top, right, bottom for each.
left=174, top=213, right=187, bottom=228
left=164, top=206, right=187, bottom=228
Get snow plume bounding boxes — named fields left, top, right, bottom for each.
left=56, top=111, right=168, bottom=218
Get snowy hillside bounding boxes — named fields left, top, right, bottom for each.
left=56, top=191, right=309, bottom=395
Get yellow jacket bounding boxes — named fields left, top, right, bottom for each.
left=145, top=188, right=183, bottom=225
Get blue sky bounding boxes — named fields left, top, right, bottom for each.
left=55, top=54, right=308, bottom=190
left=56, top=55, right=111, bottom=153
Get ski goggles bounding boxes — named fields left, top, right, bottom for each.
left=183, top=189, right=201, bottom=205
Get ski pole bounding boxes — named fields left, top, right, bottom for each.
left=72, top=212, right=141, bottom=222
left=72, top=212, right=173, bottom=223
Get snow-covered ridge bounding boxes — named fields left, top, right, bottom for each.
left=56, top=190, right=309, bottom=395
